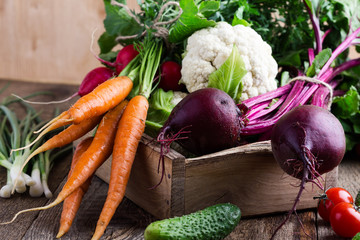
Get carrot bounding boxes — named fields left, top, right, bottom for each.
left=11, top=114, right=103, bottom=194
left=24, top=114, right=102, bottom=169
left=91, top=95, right=149, bottom=240
left=13, top=76, right=133, bottom=153
left=1, top=100, right=128, bottom=224
left=68, top=76, right=133, bottom=124
left=56, top=136, right=94, bottom=238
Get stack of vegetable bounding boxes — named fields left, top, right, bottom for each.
left=1, top=0, right=360, bottom=239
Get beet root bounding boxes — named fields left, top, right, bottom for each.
left=271, top=105, right=346, bottom=180
left=270, top=105, right=346, bottom=238
left=158, top=88, right=243, bottom=156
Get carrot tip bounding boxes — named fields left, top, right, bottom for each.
left=56, top=230, right=66, bottom=239
left=11, top=93, right=77, bottom=105
left=0, top=198, right=62, bottom=225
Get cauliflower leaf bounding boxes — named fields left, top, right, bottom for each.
left=208, top=45, right=247, bottom=102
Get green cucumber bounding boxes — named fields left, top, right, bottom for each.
left=144, top=203, right=241, bottom=240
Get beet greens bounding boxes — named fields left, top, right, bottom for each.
left=238, top=22, right=360, bottom=141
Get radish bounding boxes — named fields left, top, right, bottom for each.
left=157, top=61, right=185, bottom=91
left=270, top=105, right=346, bottom=238
left=14, top=67, right=115, bottom=105
left=113, top=44, right=140, bottom=74
left=77, top=67, right=115, bottom=96
left=95, top=44, right=139, bottom=74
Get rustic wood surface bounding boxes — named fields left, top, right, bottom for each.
left=0, top=79, right=358, bottom=240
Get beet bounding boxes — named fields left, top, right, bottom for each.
left=158, top=88, right=242, bottom=156
left=270, top=105, right=346, bottom=238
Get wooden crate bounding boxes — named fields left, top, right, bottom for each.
left=95, top=134, right=337, bottom=219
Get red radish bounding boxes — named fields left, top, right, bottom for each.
left=270, top=105, right=346, bottom=239
left=158, top=61, right=185, bottom=91
left=13, top=67, right=115, bottom=105
left=114, top=44, right=139, bottom=74
left=77, top=67, right=115, bottom=96
left=95, top=44, right=139, bottom=74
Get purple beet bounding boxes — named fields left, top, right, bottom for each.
left=270, top=105, right=346, bottom=238
left=158, top=88, right=242, bottom=156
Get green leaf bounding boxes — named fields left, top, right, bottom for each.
left=149, top=88, right=175, bottom=113
left=198, top=1, right=220, bottom=18
left=98, top=50, right=119, bottom=63
left=353, top=232, right=360, bottom=240
left=232, top=16, right=251, bottom=27
left=278, top=50, right=303, bottom=67
left=306, top=48, right=332, bottom=77
left=280, top=71, right=290, bottom=87
left=207, top=44, right=247, bottom=102
left=345, top=134, right=360, bottom=152
left=103, top=0, right=143, bottom=38
left=168, top=0, right=216, bottom=43
left=332, top=86, right=360, bottom=119
left=145, top=89, right=176, bottom=134
left=97, top=32, right=118, bottom=54
left=349, top=113, right=360, bottom=134
left=339, top=119, right=353, bottom=133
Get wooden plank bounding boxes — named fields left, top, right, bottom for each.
left=0, top=0, right=139, bottom=86
left=184, top=149, right=335, bottom=217
left=95, top=134, right=186, bottom=219
left=24, top=176, right=155, bottom=240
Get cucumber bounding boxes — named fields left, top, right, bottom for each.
left=144, top=203, right=241, bottom=240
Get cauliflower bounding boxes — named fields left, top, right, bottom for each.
left=171, top=91, right=188, bottom=105
left=181, top=22, right=278, bottom=101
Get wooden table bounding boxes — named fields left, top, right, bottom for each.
left=0, top=79, right=358, bottom=240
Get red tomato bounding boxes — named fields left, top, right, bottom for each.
left=330, top=202, right=360, bottom=238
left=317, top=187, right=353, bottom=222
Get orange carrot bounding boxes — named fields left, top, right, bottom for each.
left=16, top=76, right=133, bottom=152
left=91, top=95, right=149, bottom=240
left=23, top=114, right=103, bottom=170
left=55, top=99, right=128, bottom=202
left=56, top=136, right=94, bottom=238
left=68, top=76, right=133, bottom=124
left=11, top=114, right=103, bottom=194
left=1, top=100, right=128, bottom=224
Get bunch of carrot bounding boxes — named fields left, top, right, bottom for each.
left=2, top=39, right=163, bottom=240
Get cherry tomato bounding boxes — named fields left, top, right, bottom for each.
left=330, top=202, right=360, bottom=238
left=317, top=187, right=353, bottom=222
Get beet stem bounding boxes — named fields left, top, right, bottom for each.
left=270, top=167, right=309, bottom=240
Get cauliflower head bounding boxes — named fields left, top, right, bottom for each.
left=181, top=22, right=278, bottom=101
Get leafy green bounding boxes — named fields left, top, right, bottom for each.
left=146, top=89, right=176, bottom=134
left=103, top=0, right=143, bottom=37
left=207, top=45, right=247, bottom=102
left=306, top=48, right=332, bottom=77
left=168, top=0, right=217, bottom=43
left=198, top=1, right=221, bottom=18
left=332, top=86, right=360, bottom=151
